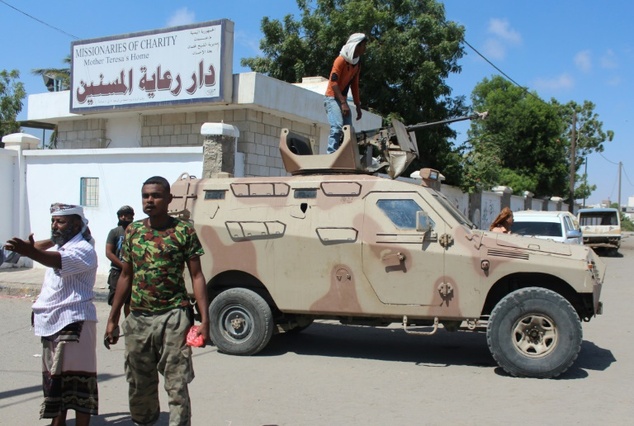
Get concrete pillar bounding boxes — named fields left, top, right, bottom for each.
left=551, top=196, right=563, bottom=211
left=200, top=123, right=240, bottom=178
left=2, top=133, right=40, bottom=268
left=523, top=191, right=534, bottom=210
left=492, top=186, right=512, bottom=209
left=469, top=192, right=482, bottom=229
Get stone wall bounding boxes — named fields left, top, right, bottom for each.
left=233, top=109, right=319, bottom=177
left=141, top=112, right=220, bottom=147
left=56, top=119, right=107, bottom=148
left=141, top=109, right=320, bottom=178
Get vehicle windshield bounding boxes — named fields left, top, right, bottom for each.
left=579, top=211, right=619, bottom=226
left=513, top=221, right=562, bottom=237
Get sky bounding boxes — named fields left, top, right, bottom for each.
left=1, top=0, right=632, bottom=206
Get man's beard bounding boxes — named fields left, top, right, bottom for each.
left=118, top=220, right=133, bottom=229
left=51, top=227, right=78, bottom=246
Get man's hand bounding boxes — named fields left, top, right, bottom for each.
left=4, top=234, right=35, bottom=257
left=196, top=320, right=211, bottom=345
left=104, top=319, right=121, bottom=349
left=355, top=104, right=363, bottom=120
left=340, top=102, right=350, bottom=116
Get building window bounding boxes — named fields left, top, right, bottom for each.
left=80, top=177, right=99, bottom=207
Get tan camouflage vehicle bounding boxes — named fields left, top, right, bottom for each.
left=170, top=117, right=605, bottom=378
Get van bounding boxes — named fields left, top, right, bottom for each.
left=577, top=208, right=621, bottom=253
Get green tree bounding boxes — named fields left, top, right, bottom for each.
left=242, top=0, right=469, bottom=183
left=31, top=55, right=71, bottom=91
left=552, top=99, right=613, bottom=202
left=0, top=69, right=26, bottom=143
left=464, top=75, right=567, bottom=197
left=610, top=202, right=634, bottom=232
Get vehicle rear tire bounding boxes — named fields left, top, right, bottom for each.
left=209, top=288, right=274, bottom=356
left=487, top=287, right=582, bottom=378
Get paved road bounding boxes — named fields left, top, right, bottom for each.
left=1, top=239, right=633, bottom=425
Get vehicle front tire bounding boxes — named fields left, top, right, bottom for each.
left=487, top=287, right=582, bottom=378
left=209, top=288, right=274, bottom=356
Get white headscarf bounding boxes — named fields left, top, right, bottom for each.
left=339, top=33, right=367, bottom=65
left=50, top=203, right=88, bottom=225
left=50, top=203, right=94, bottom=245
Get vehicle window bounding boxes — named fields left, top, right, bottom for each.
left=376, top=199, right=432, bottom=230
left=512, top=221, right=562, bottom=237
left=563, top=216, right=573, bottom=232
left=430, top=192, right=475, bottom=228
left=579, top=212, right=618, bottom=226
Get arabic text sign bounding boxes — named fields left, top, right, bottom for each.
left=70, top=20, right=233, bottom=112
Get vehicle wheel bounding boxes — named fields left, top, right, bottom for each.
left=487, top=287, right=582, bottom=378
left=209, top=288, right=274, bottom=356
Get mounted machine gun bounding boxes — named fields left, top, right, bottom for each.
left=279, top=111, right=487, bottom=179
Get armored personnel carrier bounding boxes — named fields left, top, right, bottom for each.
left=170, top=117, right=605, bottom=378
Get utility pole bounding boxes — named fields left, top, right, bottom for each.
left=618, top=161, right=622, bottom=210
left=568, top=112, right=577, bottom=213
left=582, top=157, right=587, bottom=208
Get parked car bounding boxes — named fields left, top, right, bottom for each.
left=511, top=210, right=583, bottom=244
left=577, top=208, right=621, bottom=254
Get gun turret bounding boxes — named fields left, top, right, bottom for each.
left=355, top=112, right=488, bottom=178
left=279, top=112, right=487, bottom=179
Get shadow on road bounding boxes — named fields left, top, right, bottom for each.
left=59, top=412, right=170, bottom=426
left=256, top=322, right=615, bottom=380
left=594, top=248, right=624, bottom=258
left=263, top=322, right=494, bottom=368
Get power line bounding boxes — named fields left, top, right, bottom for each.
left=0, top=0, right=79, bottom=40
left=599, top=152, right=620, bottom=166
left=462, top=38, right=543, bottom=103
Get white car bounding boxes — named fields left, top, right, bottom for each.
left=511, top=210, right=583, bottom=244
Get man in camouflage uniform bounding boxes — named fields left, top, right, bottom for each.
left=105, top=176, right=209, bottom=426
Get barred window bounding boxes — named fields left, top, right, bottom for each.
left=80, top=177, right=99, bottom=207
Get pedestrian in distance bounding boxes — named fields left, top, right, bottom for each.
left=105, top=205, right=135, bottom=316
left=104, top=176, right=210, bottom=426
left=490, top=207, right=514, bottom=234
left=4, top=203, right=99, bottom=426
left=324, top=33, right=368, bottom=154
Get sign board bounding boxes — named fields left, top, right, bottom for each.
left=70, top=19, right=234, bottom=113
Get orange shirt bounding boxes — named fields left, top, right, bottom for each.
left=325, top=56, right=361, bottom=106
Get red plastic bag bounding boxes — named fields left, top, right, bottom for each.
left=186, top=325, right=205, bottom=347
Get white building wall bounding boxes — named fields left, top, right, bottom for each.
left=106, top=115, right=143, bottom=148
left=0, top=149, right=17, bottom=245
left=23, top=147, right=202, bottom=274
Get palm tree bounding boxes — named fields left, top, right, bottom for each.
left=31, top=55, right=71, bottom=91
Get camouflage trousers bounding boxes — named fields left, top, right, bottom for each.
left=123, top=307, right=194, bottom=426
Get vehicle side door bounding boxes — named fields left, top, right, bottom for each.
left=362, top=192, right=445, bottom=306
